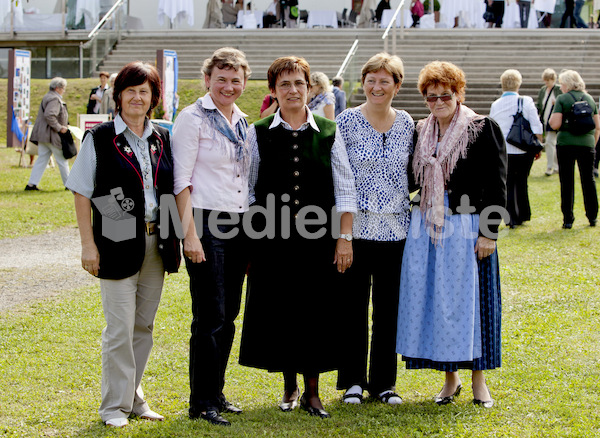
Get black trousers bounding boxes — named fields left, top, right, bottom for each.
left=337, top=239, right=405, bottom=395
left=187, top=210, right=248, bottom=415
left=560, top=0, right=576, bottom=27
left=507, top=153, right=535, bottom=227
left=557, top=145, right=598, bottom=225
left=491, top=1, right=505, bottom=27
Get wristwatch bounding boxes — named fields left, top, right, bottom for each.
left=339, top=233, right=353, bottom=242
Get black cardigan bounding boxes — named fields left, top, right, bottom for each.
left=411, top=117, right=508, bottom=239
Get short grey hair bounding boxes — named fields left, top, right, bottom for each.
left=310, top=71, right=331, bottom=92
left=49, top=77, right=67, bottom=91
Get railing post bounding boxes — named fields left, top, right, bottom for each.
left=62, top=0, right=66, bottom=37
left=392, top=22, right=396, bottom=55
left=79, top=42, right=84, bottom=79
left=91, top=39, right=97, bottom=77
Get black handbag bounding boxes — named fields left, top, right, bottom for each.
left=507, top=97, right=543, bottom=154
left=60, top=130, right=77, bottom=159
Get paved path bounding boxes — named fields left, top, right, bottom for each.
left=0, top=227, right=97, bottom=312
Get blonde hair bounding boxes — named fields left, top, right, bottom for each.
left=500, top=69, right=522, bottom=92
left=542, top=68, right=557, bottom=81
left=362, top=53, right=404, bottom=85
left=417, top=61, right=466, bottom=103
left=310, top=71, right=331, bottom=92
left=558, top=69, right=586, bottom=92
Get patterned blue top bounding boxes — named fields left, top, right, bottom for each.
left=336, top=107, right=414, bottom=241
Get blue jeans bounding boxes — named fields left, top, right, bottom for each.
left=574, top=0, right=588, bottom=27
left=187, top=210, right=248, bottom=415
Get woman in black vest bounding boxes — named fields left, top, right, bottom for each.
left=66, top=62, right=180, bottom=428
left=239, top=56, right=357, bottom=419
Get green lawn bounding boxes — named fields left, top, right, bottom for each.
left=1, top=110, right=599, bottom=435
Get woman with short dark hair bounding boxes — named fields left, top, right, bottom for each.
left=239, top=56, right=357, bottom=419
left=66, top=61, right=180, bottom=427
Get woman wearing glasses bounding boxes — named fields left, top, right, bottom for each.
left=239, top=56, right=357, bottom=419
left=396, top=61, right=507, bottom=408
left=335, top=53, right=413, bottom=406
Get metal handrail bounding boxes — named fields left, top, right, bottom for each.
left=336, top=39, right=359, bottom=78
left=382, top=0, right=407, bottom=51
left=382, top=0, right=405, bottom=40
left=87, top=0, right=125, bottom=41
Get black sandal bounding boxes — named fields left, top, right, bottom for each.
left=342, top=392, right=364, bottom=404
left=376, top=391, right=402, bottom=404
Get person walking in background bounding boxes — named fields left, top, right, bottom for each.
left=375, top=0, right=391, bottom=22
left=100, top=73, right=117, bottom=118
left=222, top=0, right=238, bottom=26
left=574, top=0, right=588, bottom=27
left=490, top=69, right=543, bottom=228
left=560, top=0, right=576, bottom=27
left=66, top=62, right=180, bottom=428
left=536, top=68, right=561, bottom=176
left=25, top=77, right=70, bottom=191
left=517, top=0, right=532, bottom=28
left=87, top=71, right=109, bottom=114
left=239, top=56, right=357, bottom=420
left=332, top=76, right=347, bottom=117
left=336, top=53, right=413, bottom=407
left=173, top=47, right=251, bottom=426
left=488, top=0, right=505, bottom=27
left=307, top=71, right=335, bottom=120
left=548, top=69, right=599, bottom=228
left=397, top=60, right=507, bottom=409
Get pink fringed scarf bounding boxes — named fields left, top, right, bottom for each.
left=413, top=103, right=485, bottom=244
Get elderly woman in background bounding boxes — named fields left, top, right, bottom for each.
left=490, top=69, right=543, bottom=229
left=396, top=61, right=507, bottom=408
left=66, top=62, right=180, bottom=427
left=100, top=73, right=118, bottom=118
left=308, top=71, right=335, bottom=120
left=548, top=70, right=599, bottom=228
left=26, top=77, right=70, bottom=191
left=536, top=68, right=562, bottom=176
left=240, top=56, right=357, bottom=419
left=173, top=47, right=251, bottom=426
left=335, top=53, right=413, bottom=406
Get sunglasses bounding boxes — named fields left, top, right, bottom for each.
left=425, top=93, right=454, bottom=103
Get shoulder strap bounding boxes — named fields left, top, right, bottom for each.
left=541, top=88, right=553, bottom=115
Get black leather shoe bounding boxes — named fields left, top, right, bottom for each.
left=222, top=400, right=243, bottom=414
left=300, top=394, right=330, bottom=419
left=198, top=410, right=231, bottom=426
left=434, top=384, right=462, bottom=405
left=590, top=220, right=597, bottom=227
left=562, top=223, right=573, bottom=229
left=473, top=398, right=494, bottom=408
left=24, top=184, right=39, bottom=191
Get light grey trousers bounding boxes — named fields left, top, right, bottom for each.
left=98, top=234, right=164, bottom=422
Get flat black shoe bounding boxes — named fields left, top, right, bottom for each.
left=222, top=400, right=243, bottom=414
left=590, top=220, right=597, bottom=227
left=562, top=223, right=573, bottom=229
left=24, top=184, right=39, bottom=191
left=300, top=394, right=330, bottom=419
left=198, top=410, right=231, bottom=426
left=434, top=384, right=462, bottom=405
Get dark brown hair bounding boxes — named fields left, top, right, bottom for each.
left=113, top=62, right=161, bottom=117
left=267, top=56, right=311, bottom=92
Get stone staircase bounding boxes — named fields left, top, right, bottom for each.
left=98, top=27, right=600, bottom=120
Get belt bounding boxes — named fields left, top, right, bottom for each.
left=145, top=222, right=157, bottom=235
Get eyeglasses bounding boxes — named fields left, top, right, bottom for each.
left=277, top=80, right=308, bottom=90
left=425, top=93, right=454, bottom=103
